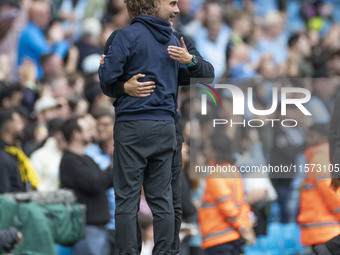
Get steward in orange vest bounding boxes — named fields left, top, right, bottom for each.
left=198, top=162, right=254, bottom=254
left=298, top=124, right=340, bottom=254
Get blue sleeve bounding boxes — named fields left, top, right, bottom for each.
left=98, top=30, right=132, bottom=97
left=26, top=29, right=50, bottom=56
left=53, top=40, right=69, bottom=58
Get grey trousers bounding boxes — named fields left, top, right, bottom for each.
left=113, top=120, right=176, bottom=255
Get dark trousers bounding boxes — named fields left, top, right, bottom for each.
left=313, top=243, right=333, bottom=255
left=275, top=185, right=299, bottom=223
left=205, top=240, right=244, bottom=255
left=171, top=142, right=183, bottom=255
left=113, top=121, right=176, bottom=255
left=107, top=230, right=117, bottom=255
left=325, top=234, right=340, bottom=255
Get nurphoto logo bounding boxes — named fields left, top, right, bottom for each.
left=198, top=83, right=312, bottom=128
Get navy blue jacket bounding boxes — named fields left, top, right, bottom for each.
left=99, top=15, right=183, bottom=122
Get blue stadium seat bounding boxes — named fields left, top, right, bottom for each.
left=55, top=244, right=73, bottom=255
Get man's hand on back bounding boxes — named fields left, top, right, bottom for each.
left=100, top=55, right=155, bottom=97
left=124, top=74, right=155, bottom=97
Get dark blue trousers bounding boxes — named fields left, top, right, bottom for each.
left=205, top=239, right=244, bottom=255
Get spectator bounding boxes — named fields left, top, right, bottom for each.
left=198, top=128, right=255, bottom=254
left=234, top=128, right=277, bottom=236
left=83, top=0, right=108, bottom=20
left=0, top=82, right=22, bottom=108
left=287, top=32, right=313, bottom=77
left=226, top=10, right=257, bottom=66
left=0, top=107, right=40, bottom=193
left=101, top=0, right=129, bottom=29
left=326, top=49, right=340, bottom=77
left=227, top=44, right=257, bottom=78
left=270, top=106, right=306, bottom=223
left=75, top=18, right=102, bottom=73
left=30, top=118, right=66, bottom=192
left=17, top=1, right=68, bottom=79
left=256, top=11, right=287, bottom=72
left=194, top=1, right=230, bottom=81
left=68, top=96, right=89, bottom=116
left=40, top=53, right=64, bottom=82
left=59, top=116, right=113, bottom=255
left=55, top=97, right=72, bottom=120
left=298, top=124, right=340, bottom=255
left=257, top=54, right=279, bottom=80
left=84, top=108, right=117, bottom=255
left=47, top=76, right=72, bottom=99
left=59, top=0, right=87, bottom=40
left=33, top=96, right=59, bottom=126
left=0, top=0, right=29, bottom=82
left=174, top=0, right=195, bottom=32
left=311, top=24, right=340, bottom=75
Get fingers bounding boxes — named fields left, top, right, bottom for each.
left=239, top=226, right=255, bottom=245
left=169, top=55, right=180, bottom=62
left=126, top=74, right=156, bottom=98
left=137, top=83, right=155, bottom=94
left=139, top=81, right=155, bottom=86
left=100, top=54, right=105, bottom=65
left=167, top=48, right=183, bottom=59
left=168, top=48, right=181, bottom=56
left=167, top=46, right=182, bottom=52
left=132, top=73, right=146, bottom=80
left=136, top=93, right=152, bottom=98
left=180, top=37, right=187, bottom=49
left=167, top=47, right=191, bottom=64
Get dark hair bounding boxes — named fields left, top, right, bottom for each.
left=91, top=107, right=114, bottom=120
left=0, top=82, right=20, bottom=107
left=226, top=9, right=249, bottom=28
left=84, top=82, right=103, bottom=107
left=125, top=0, right=160, bottom=18
left=40, top=53, right=55, bottom=66
left=211, top=125, right=235, bottom=164
left=68, top=96, right=88, bottom=112
left=0, top=108, right=15, bottom=132
left=288, top=32, right=304, bottom=48
left=48, top=118, right=64, bottom=136
left=61, top=117, right=81, bottom=143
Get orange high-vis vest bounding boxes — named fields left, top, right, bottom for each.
left=298, top=143, right=340, bottom=246
left=198, top=164, right=251, bottom=249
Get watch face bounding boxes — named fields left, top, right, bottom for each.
left=192, top=55, right=198, bottom=64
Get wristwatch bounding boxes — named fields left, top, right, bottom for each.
left=187, top=55, right=198, bottom=67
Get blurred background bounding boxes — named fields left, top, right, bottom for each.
left=1, top=0, right=340, bottom=254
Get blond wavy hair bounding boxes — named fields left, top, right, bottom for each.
left=125, top=0, right=161, bottom=18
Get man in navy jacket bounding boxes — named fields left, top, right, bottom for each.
left=99, top=1, right=182, bottom=254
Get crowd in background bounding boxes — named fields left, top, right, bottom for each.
left=1, top=0, right=340, bottom=254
